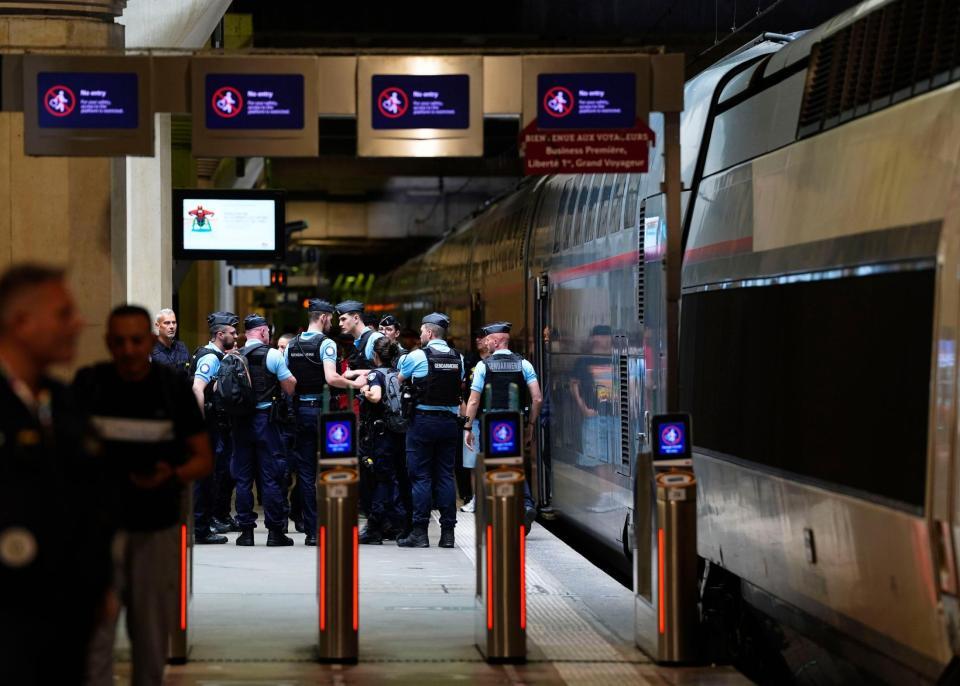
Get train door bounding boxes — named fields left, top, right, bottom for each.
left=533, top=272, right=552, bottom=508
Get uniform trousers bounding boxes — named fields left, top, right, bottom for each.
left=368, top=429, right=407, bottom=529
left=232, top=411, right=287, bottom=530
left=291, top=405, right=320, bottom=534
left=85, top=525, right=178, bottom=686
left=405, top=412, right=459, bottom=529
left=194, top=421, right=231, bottom=532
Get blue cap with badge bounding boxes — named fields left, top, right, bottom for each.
left=308, top=299, right=335, bottom=314
left=336, top=300, right=364, bottom=315
left=481, top=321, right=511, bottom=336
left=207, top=311, right=238, bottom=331
left=422, top=312, right=450, bottom=329
left=244, top=313, right=268, bottom=330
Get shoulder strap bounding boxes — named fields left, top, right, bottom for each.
left=295, top=332, right=326, bottom=367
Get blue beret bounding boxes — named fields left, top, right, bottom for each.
left=309, top=299, right=335, bottom=314
left=207, top=311, right=238, bottom=328
left=244, top=313, right=268, bottom=330
left=336, top=300, right=364, bottom=315
left=422, top=312, right=450, bottom=329
left=481, top=321, right=511, bottom=336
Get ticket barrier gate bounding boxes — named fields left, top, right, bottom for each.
left=315, top=410, right=360, bottom=663
left=169, top=488, right=191, bottom=663
left=475, top=409, right=527, bottom=663
left=634, top=413, right=699, bottom=663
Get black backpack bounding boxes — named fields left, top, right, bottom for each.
left=214, top=353, right=256, bottom=417
left=375, top=367, right=409, bottom=433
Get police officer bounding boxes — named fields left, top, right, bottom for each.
left=234, top=314, right=297, bottom=546
left=337, top=300, right=384, bottom=370
left=0, top=264, right=112, bottom=684
left=284, top=299, right=363, bottom=545
left=378, top=314, right=406, bottom=355
left=189, top=311, right=239, bottom=544
left=463, top=321, right=543, bottom=533
left=396, top=312, right=464, bottom=548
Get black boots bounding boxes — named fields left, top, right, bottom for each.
left=359, top=524, right=383, bottom=545
left=524, top=507, right=537, bottom=535
left=267, top=528, right=294, bottom=547
left=397, top=526, right=429, bottom=548
left=304, top=533, right=317, bottom=546
left=195, top=529, right=228, bottom=545
left=438, top=527, right=455, bottom=548
left=236, top=528, right=254, bottom=546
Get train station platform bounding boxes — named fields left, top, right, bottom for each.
left=111, top=513, right=749, bottom=685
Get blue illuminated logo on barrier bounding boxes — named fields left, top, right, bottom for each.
left=371, top=74, right=469, bottom=130
left=205, top=74, right=304, bottom=130
left=325, top=421, right=352, bottom=455
left=537, top=72, right=636, bottom=130
left=489, top=420, right=518, bottom=456
left=658, top=423, right=686, bottom=456
left=37, top=72, right=138, bottom=129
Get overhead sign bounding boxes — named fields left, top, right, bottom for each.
left=23, top=56, right=153, bottom=156
left=521, top=56, right=653, bottom=175
left=191, top=56, right=318, bottom=157
left=205, top=73, right=304, bottom=130
left=371, top=74, right=469, bottom=130
left=357, top=56, right=483, bottom=157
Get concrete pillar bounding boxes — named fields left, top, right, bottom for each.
left=117, top=0, right=231, bottom=337
left=0, top=7, right=123, bottom=369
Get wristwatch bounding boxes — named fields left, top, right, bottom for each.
left=459, top=415, right=472, bottom=430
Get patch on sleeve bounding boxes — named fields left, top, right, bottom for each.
left=199, top=363, right=211, bottom=375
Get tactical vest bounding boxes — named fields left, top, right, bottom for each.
left=414, top=345, right=462, bottom=407
left=483, top=351, right=530, bottom=412
left=190, top=345, right=224, bottom=403
left=242, top=343, right=279, bottom=405
left=287, top=333, right=328, bottom=395
left=348, top=329, right=375, bottom=370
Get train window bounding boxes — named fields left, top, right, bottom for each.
left=597, top=174, right=614, bottom=238
left=572, top=177, right=590, bottom=246
left=581, top=176, right=601, bottom=243
left=679, top=268, right=934, bottom=511
left=623, top=176, right=641, bottom=229
left=609, top=175, right=625, bottom=233
left=566, top=177, right=584, bottom=250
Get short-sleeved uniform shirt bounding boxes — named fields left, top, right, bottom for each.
left=398, top=339, right=465, bottom=414
left=193, top=342, right=223, bottom=385
left=470, top=349, right=538, bottom=394
left=283, top=331, right=338, bottom=402
left=244, top=340, right=294, bottom=410
left=72, top=363, right=206, bottom=532
left=355, top=326, right=385, bottom=365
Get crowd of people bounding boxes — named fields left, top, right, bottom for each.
left=0, top=263, right=542, bottom=685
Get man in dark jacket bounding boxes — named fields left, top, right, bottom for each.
left=0, top=264, right=112, bottom=685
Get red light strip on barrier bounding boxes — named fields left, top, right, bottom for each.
left=487, top=525, right=494, bottom=631
left=180, top=524, right=187, bottom=631
left=320, top=526, right=326, bottom=632
left=353, top=525, right=359, bottom=632
left=519, top=525, right=526, bottom=630
left=658, top=528, right=666, bottom=635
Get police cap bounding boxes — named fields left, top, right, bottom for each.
left=422, top=312, right=450, bottom=329
left=244, top=313, right=268, bottom=331
left=336, top=300, right=364, bottom=315
left=207, top=311, right=238, bottom=329
left=481, top=321, right=511, bottom=336
left=308, top=298, right=335, bottom=314
left=379, top=314, right=399, bottom=327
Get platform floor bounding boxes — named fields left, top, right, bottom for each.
left=117, top=512, right=750, bottom=685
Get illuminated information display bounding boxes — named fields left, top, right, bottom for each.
left=36, top=72, right=138, bottom=129
left=536, top=72, right=636, bottom=130
left=371, top=74, right=470, bottom=130
left=205, top=73, right=304, bottom=130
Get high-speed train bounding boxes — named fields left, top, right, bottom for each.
left=374, top=0, right=960, bottom=682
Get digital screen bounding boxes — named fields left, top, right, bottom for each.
left=651, top=413, right=692, bottom=461
left=324, top=420, right=353, bottom=455
left=537, top=72, right=636, bottom=130
left=205, top=73, right=304, bottom=130
left=172, top=189, right=284, bottom=261
left=37, top=72, right=138, bottom=129
left=371, top=74, right=469, bottom=130
left=484, top=412, right=522, bottom=458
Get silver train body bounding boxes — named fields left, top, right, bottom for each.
left=377, top=0, right=960, bottom=681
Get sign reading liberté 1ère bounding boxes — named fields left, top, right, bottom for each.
left=521, top=56, right=654, bottom=175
